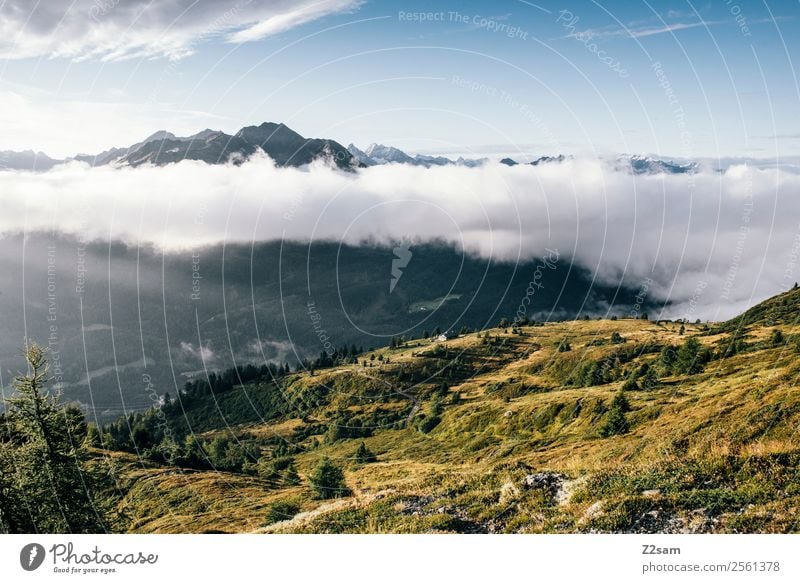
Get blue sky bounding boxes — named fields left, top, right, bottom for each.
left=1, top=0, right=798, bottom=158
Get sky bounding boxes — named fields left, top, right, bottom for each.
left=0, top=0, right=798, bottom=159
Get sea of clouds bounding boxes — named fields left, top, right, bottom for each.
left=1, top=152, right=798, bottom=320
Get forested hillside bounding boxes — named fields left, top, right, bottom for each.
left=3, top=289, right=799, bottom=534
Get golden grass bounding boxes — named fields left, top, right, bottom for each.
left=112, top=317, right=800, bottom=533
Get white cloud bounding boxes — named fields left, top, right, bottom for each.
left=180, top=341, right=216, bottom=363
left=573, top=20, right=722, bottom=40
left=626, top=21, right=714, bottom=38
left=0, top=154, right=797, bottom=321
left=0, top=0, right=362, bottom=61
left=228, top=0, right=362, bottom=43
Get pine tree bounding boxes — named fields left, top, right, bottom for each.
left=0, top=344, right=117, bottom=533
left=601, top=405, right=629, bottom=437
left=0, top=440, right=26, bottom=533
left=283, top=460, right=301, bottom=486
left=610, top=388, right=631, bottom=412
left=600, top=389, right=630, bottom=437
left=308, top=457, right=349, bottom=499
left=354, top=442, right=376, bottom=464
left=659, top=345, right=678, bottom=372
left=674, top=337, right=703, bottom=375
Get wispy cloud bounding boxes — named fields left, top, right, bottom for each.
left=572, top=14, right=789, bottom=41
left=757, top=133, right=800, bottom=140
left=626, top=20, right=717, bottom=38
left=571, top=20, right=720, bottom=40
left=228, top=0, right=363, bottom=43
left=180, top=342, right=216, bottom=363
left=0, top=0, right=362, bottom=61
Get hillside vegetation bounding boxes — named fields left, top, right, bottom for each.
left=86, top=291, right=800, bottom=532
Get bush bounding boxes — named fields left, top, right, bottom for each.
left=430, top=395, right=444, bottom=416
left=415, top=414, right=442, bottom=434
left=256, top=455, right=301, bottom=486
left=621, top=378, right=640, bottom=392
left=309, top=457, right=349, bottom=499
left=639, top=368, right=660, bottom=391
left=265, top=500, right=300, bottom=525
left=206, top=436, right=250, bottom=472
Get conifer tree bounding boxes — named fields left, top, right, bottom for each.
left=308, top=457, right=349, bottom=499
left=600, top=389, right=630, bottom=437
left=0, top=344, right=117, bottom=533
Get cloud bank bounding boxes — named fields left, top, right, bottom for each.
left=1, top=154, right=797, bottom=320
left=0, top=0, right=361, bottom=61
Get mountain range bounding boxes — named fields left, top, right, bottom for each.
left=0, top=121, right=697, bottom=174
left=1, top=122, right=355, bottom=171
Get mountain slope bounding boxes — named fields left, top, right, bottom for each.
left=106, top=293, right=800, bottom=533
left=111, top=122, right=354, bottom=168
left=719, top=285, right=800, bottom=330
left=234, top=122, right=352, bottom=168
left=114, top=130, right=258, bottom=167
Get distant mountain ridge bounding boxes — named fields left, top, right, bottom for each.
left=347, top=143, right=487, bottom=168
left=96, top=122, right=354, bottom=169
left=2, top=123, right=354, bottom=171
left=0, top=149, right=61, bottom=171
left=1, top=121, right=699, bottom=174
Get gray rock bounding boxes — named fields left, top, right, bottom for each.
left=522, top=472, right=567, bottom=495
